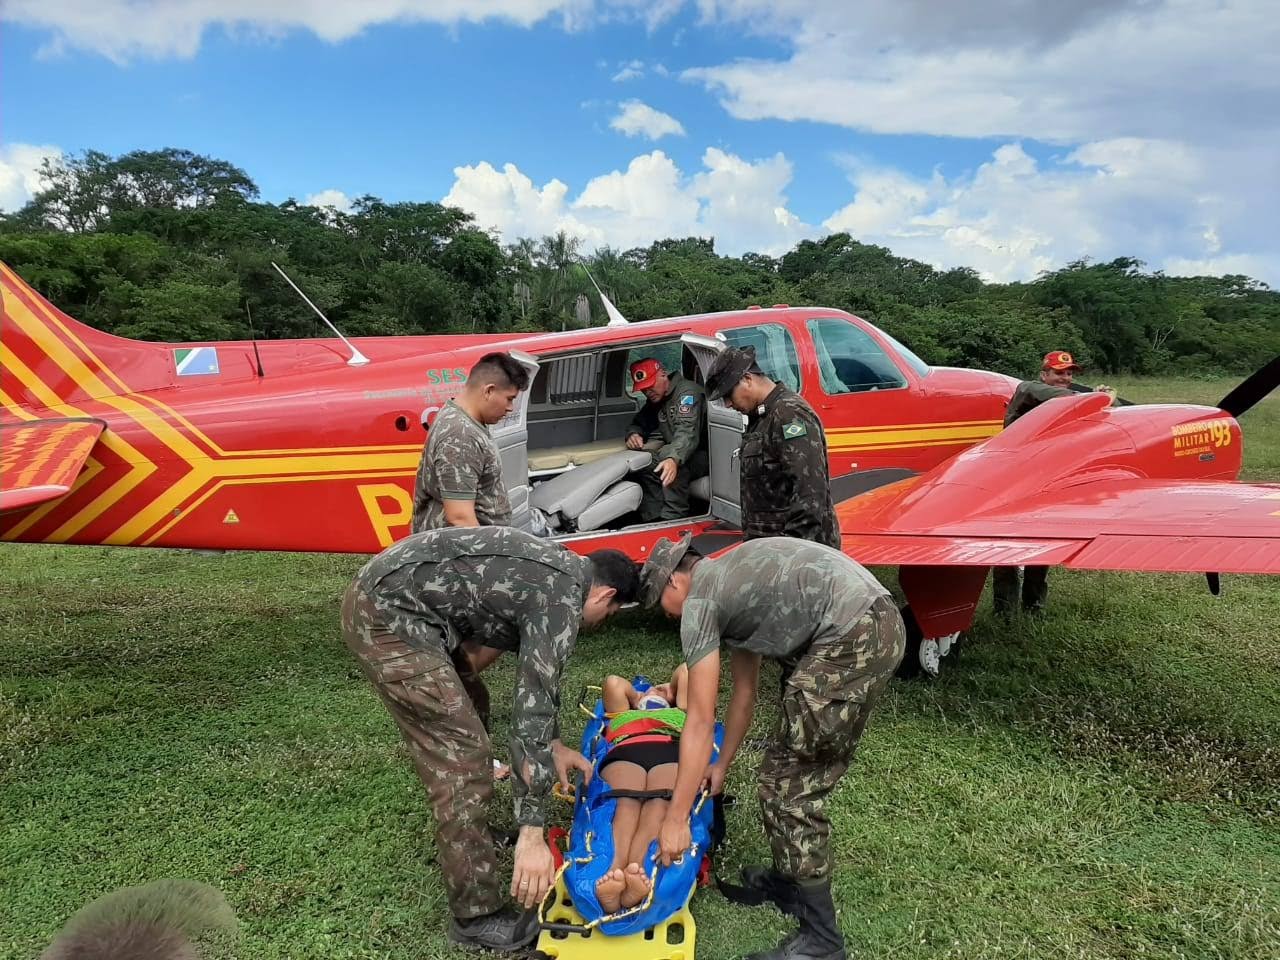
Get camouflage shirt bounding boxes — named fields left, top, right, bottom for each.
left=741, top=384, right=839, bottom=548
left=355, top=526, right=593, bottom=827
left=626, top=373, right=708, bottom=466
left=1004, top=381, right=1075, bottom=427
left=412, top=400, right=511, bottom=533
left=680, top=538, right=890, bottom=668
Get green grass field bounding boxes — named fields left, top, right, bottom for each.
left=3, top=376, right=1277, bottom=959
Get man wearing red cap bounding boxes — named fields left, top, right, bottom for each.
left=995, top=351, right=1113, bottom=614
left=625, top=358, right=709, bottom=521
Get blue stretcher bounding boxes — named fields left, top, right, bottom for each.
left=536, top=678, right=724, bottom=956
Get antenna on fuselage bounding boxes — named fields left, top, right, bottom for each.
left=271, top=261, right=370, bottom=366
left=244, top=301, right=265, bottom=378
left=579, top=261, right=629, bottom=327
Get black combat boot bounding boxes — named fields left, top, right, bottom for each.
left=447, top=906, right=539, bottom=952
left=739, top=865, right=799, bottom=915
left=743, top=878, right=846, bottom=960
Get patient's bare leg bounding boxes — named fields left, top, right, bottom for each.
left=596, top=759, right=643, bottom=912
left=603, top=675, right=636, bottom=713
left=620, top=762, right=678, bottom=908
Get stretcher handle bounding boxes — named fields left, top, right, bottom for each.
left=539, top=920, right=594, bottom=935
left=577, top=684, right=602, bottom=718
left=537, top=861, right=572, bottom=927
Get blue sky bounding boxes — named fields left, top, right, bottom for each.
left=2, top=2, right=1277, bottom=283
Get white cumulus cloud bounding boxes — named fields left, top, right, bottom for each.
left=0, top=143, right=63, bottom=211
left=444, top=148, right=812, bottom=255
left=609, top=100, right=686, bottom=140
left=821, top=139, right=1277, bottom=284
left=682, top=0, right=1279, bottom=284
left=611, top=59, right=645, bottom=81
left=303, top=189, right=353, bottom=213
left=3, top=0, right=583, bottom=62
left=685, top=0, right=1279, bottom=145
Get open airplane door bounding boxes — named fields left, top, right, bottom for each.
left=681, top=333, right=744, bottom=527
left=491, top=349, right=541, bottom=532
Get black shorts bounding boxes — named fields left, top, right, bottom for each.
left=600, top=738, right=680, bottom=773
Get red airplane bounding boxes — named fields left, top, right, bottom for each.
left=3, top=261, right=1278, bottom=675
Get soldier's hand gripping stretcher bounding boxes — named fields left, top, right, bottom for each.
left=510, top=739, right=594, bottom=909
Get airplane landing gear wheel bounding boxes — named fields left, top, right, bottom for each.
left=895, top=605, right=961, bottom=680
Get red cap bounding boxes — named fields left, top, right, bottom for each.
left=630, top=358, right=662, bottom=390
left=1042, top=350, right=1082, bottom=372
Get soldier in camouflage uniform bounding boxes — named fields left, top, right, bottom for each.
left=643, top=535, right=905, bottom=960
left=626, top=357, right=709, bottom=521
left=412, top=352, right=531, bottom=534
left=704, top=345, right=839, bottom=548
left=412, top=352, right=533, bottom=780
left=342, top=525, right=640, bottom=952
left=994, top=351, right=1113, bottom=615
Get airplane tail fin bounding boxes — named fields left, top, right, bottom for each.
left=1, top=262, right=165, bottom=409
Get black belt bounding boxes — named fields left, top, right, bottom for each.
left=599, top=788, right=674, bottom=802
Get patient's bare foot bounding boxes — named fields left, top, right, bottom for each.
left=621, top=862, right=651, bottom=908
left=596, top=868, right=625, bottom=912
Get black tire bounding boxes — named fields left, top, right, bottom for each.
left=895, top=604, right=926, bottom=679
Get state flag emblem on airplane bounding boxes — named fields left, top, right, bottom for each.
left=174, top=347, right=220, bottom=376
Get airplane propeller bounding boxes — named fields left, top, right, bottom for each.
left=1216, top=354, right=1280, bottom=418
left=1205, top=354, right=1280, bottom=596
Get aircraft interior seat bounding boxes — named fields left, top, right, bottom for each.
left=507, top=485, right=531, bottom=533
left=528, top=437, right=628, bottom=473
left=689, top=475, right=711, bottom=502
left=529, top=449, right=652, bottom=533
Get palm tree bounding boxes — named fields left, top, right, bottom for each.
left=538, top=231, right=583, bottom=329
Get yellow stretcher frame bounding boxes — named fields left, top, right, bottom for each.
left=533, top=688, right=711, bottom=958
left=534, top=871, right=697, bottom=960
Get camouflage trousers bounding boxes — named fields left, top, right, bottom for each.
left=340, top=583, right=502, bottom=919
left=759, top=594, right=906, bottom=881
left=637, top=449, right=709, bottom=521
left=992, top=565, right=1049, bottom=613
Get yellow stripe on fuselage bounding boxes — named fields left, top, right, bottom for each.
left=825, top=421, right=1001, bottom=451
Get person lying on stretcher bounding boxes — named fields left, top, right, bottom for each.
left=594, top=664, right=689, bottom=913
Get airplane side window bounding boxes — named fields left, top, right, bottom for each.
left=717, top=323, right=801, bottom=392
left=807, top=318, right=908, bottom=394
left=879, top=329, right=931, bottom=377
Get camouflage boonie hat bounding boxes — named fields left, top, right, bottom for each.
left=641, top=533, right=693, bottom=607
left=705, top=346, right=758, bottom=401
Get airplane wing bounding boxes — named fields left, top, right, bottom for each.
left=839, top=476, right=1280, bottom=575
left=0, top=418, right=106, bottom=513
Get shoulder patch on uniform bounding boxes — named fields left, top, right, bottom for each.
left=679, top=394, right=696, bottom=413
left=781, top=420, right=808, bottom=440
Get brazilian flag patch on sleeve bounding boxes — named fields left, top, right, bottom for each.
left=781, top=420, right=807, bottom=440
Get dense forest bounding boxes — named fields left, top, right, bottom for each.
left=2, top=148, right=1277, bottom=378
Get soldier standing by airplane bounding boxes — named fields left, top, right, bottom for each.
left=994, top=350, right=1113, bottom=615
left=704, top=345, right=839, bottom=548
left=411, top=351, right=532, bottom=779
left=625, top=358, right=709, bottom=521
left=411, top=351, right=530, bottom=534
left=643, top=535, right=906, bottom=960
left=341, top=525, right=640, bottom=953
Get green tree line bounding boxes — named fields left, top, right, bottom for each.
left=2, top=148, right=1276, bottom=377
